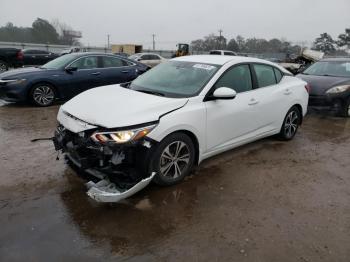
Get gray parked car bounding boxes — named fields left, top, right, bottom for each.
left=297, top=58, right=350, bottom=117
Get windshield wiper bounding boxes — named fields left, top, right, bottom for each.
left=137, top=90, right=165, bottom=97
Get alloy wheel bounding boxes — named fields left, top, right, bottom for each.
left=284, top=110, right=299, bottom=138
left=159, top=141, right=190, bottom=179
left=33, top=85, right=55, bottom=106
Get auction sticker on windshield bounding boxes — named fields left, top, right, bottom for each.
left=193, top=64, right=216, bottom=70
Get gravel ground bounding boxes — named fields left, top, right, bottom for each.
left=0, top=101, right=349, bottom=262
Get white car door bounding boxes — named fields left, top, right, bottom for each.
left=205, top=64, right=262, bottom=152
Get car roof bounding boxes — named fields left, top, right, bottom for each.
left=69, top=52, right=125, bottom=57
left=134, top=52, right=160, bottom=56
left=210, top=50, right=235, bottom=52
left=320, top=57, right=350, bottom=62
left=173, top=55, right=269, bottom=65
left=173, top=55, right=291, bottom=74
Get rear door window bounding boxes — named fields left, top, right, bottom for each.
left=141, top=55, right=151, bottom=60
left=253, top=64, right=277, bottom=88
left=274, top=68, right=283, bottom=83
left=210, top=51, right=221, bottom=55
left=149, top=54, right=160, bottom=60
left=102, top=56, right=128, bottom=68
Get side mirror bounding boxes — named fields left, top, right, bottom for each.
left=211, top=87, right=237, bottom=100
left=65, top=66, right=78, bottom=73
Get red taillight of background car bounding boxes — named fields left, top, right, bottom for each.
left=16, top=50, right=23, bottom=60
left=305, top=84, right=311, bottom=93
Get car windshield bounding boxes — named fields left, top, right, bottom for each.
left=41, top=54, right=79, bottom=69
left=303, top=61, right=350, bottom=77
left=129, top=61, right=220, bottom=98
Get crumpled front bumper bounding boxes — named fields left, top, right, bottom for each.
left=53, top=124, right=157, bottom=203
left=86, top=173, right=156, bottom=202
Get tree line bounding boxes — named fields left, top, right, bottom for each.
left=191, top=28, right=350, bottom=55
left=191, top=34, right=302, bottom=55
left=0, top=18, right=81, bottom=45
left=313, top=29, right=350, bottom=55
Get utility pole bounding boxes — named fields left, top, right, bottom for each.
left=107, top=34, right=110, bottom=49
left=219, top=29, right=223, bottom=38
left=152, top=34, right=156, bottom=50
left=218, top=29, right=223, bottom=49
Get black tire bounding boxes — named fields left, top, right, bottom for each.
left=150, top=133, right=195, bottom=186
left=279, top=106, right=301, bottom=140
left=0, top=60, right=8, bottom=73
left=30, top=83, right=56, bottom=107
left=339, top=97, right=350, bottom=117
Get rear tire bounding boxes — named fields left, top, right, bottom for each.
left=279, top=106, right=301, bottom=140
left=339, top=97, right=350, bottom=117
left=30, top=83, right=56, bottom=107
left=0, top=60, right=8, bottom=73
left=149, top=133, right=195, bottom=186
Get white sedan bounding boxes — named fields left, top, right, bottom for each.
left=54, top=55, right=309, bottom=202
left=129, top=53, right=167, bottom=67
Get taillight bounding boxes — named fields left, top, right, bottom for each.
left=305, top=84, right=311, bottom=93
left=16, top=51, right=23, bottom=60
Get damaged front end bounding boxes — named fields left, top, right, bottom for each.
left=53, top=121, right=158, bottom=203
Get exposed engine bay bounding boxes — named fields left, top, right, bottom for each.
left=53, top=124, right=157, bottom=202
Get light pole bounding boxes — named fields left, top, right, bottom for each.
left=152, top=34, right=156, bottom=50
left=107, top=34, right=110, bottom=49
left=218, top=29, right=223, bottom=49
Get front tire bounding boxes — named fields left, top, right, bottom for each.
left=30, top=83, right=56, bottom=107
left=279, top=106, right=301, bottom=140
left=150, top=133, right=195, bottom=186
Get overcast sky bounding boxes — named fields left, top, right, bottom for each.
left=1, top=0, right=349, bottom=49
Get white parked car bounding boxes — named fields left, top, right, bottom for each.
left=209, top=50, right=237, bottom=56
left=129, top=53, right=167, bottom=67
left=54, top=55, right=309, bottom=202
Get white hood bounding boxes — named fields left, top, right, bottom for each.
left=58, top=85, right=188, bottom=132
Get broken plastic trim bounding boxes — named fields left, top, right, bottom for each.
left=86, top=172, right=156, bottom=203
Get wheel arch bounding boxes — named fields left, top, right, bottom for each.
left=156, top=129, right=200, bottom=166
left=27, top=81, right=59, bottom=99
left=292, top=103, right=303, bottom=125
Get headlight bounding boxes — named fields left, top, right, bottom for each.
left=91, top=124, right=156, bottom=144
left=326, top=85, right=350, bottom=94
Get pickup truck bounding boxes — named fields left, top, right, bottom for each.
left=0, top=48, right=23, bottom=73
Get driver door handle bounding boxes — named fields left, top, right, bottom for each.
left=121, top=70, right=130, bottom=73
left=91, top=72, right=101, bottom=76
left=248, top=98, right=259, bottom=106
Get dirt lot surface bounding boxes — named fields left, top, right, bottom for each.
left=0, top=100, right=349, bottom=262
